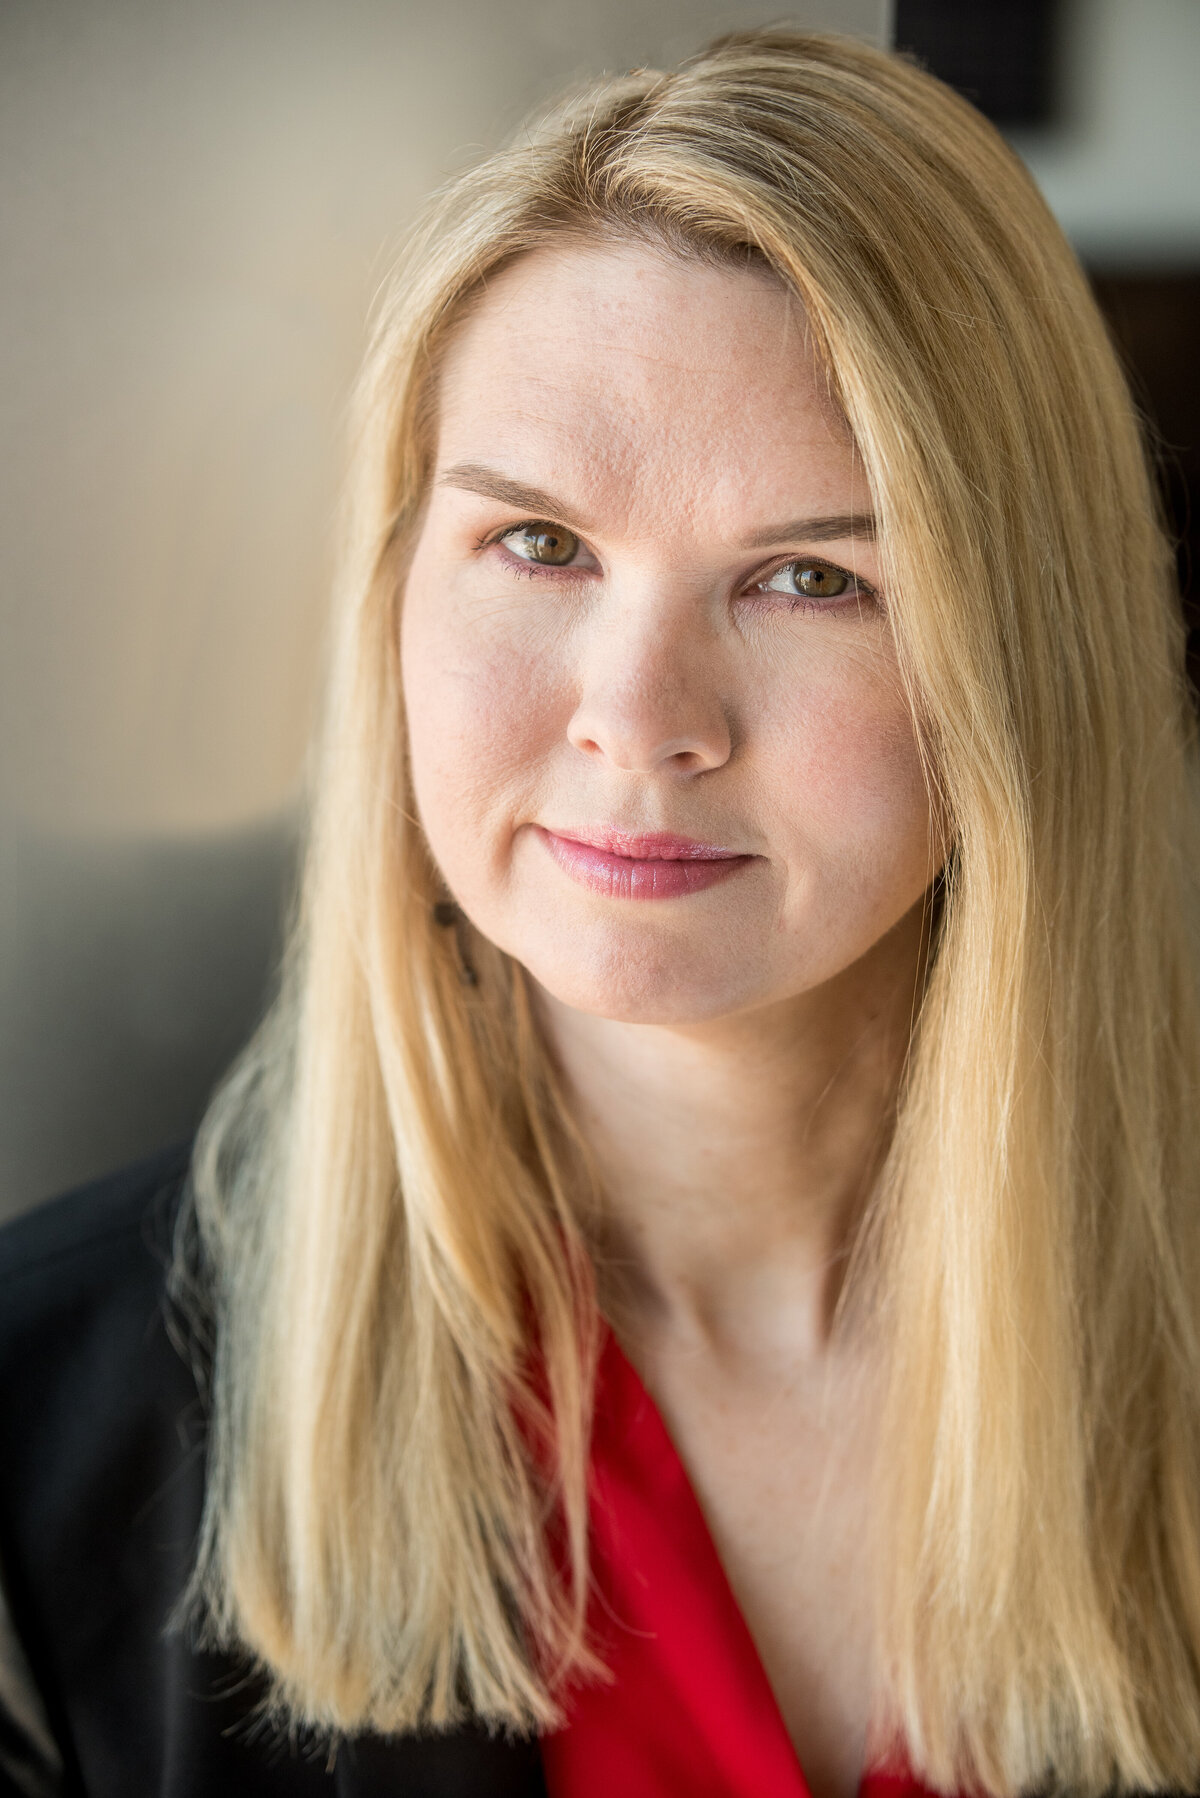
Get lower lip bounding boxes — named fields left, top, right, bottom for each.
left=536, top=829, right=754, bottom=901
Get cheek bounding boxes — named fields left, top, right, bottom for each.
left=761, top=655, right=934, bottom=895
left=400, top=572, right=568, bottom=857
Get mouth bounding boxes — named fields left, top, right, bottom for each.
left=533, top=825, right=756, bottom=901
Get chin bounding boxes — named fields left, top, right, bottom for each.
left=511, top=928, right=771, bottom=1027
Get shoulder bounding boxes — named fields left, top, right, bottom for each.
left=0, top=1151, right=548, bottom=1796
left=0, top=1145, right=210, bottom=1791
left=0, top=1142, right=202, bottom=1525
left=0, top=1138, right=192, bottom=1323
left=0, top=1139, right=194, bottom=1335
left=0, top=1140, right=203, bottom=1631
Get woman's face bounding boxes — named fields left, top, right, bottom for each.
left=401, top=240, right=938, bottom=1025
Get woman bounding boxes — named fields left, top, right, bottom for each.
left=2, top=26, right=1199, bottom=1798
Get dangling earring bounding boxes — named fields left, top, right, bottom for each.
left=433, top=898, right=478, bottom=986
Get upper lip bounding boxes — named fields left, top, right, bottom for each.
left=540, top=825, right=747, bottom=860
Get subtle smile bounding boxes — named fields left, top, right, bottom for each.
left=534, top=826, right=757, bottom=901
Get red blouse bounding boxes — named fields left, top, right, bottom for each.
left=542, top=1329, right=934, bottom=1798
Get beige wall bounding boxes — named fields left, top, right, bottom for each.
left=0, top=0, right=888, bottom=842
left=0, top=0, right=889, bottom=1214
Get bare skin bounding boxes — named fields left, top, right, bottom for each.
left=401, top=240, right=941, bottom=1798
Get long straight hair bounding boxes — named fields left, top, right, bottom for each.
left=177, top=29, right=1200, bottom=1793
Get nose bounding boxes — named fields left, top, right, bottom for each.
left=565, top=598, right=733, bottom=776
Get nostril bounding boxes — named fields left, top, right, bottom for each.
left=566, top=683, right=734, bottom=775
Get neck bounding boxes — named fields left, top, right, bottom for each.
left=536, top=906, right=928, bottom=1373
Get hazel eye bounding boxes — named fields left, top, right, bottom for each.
left=502, top=523, right=581, bottom=566
left=761, top=560, right=853, bottom=600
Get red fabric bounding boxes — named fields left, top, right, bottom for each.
left=542, top=1329, right=935, bottom=1798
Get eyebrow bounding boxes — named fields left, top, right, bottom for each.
left=439, top=461, right=876, bottom=549
left=742, top=511, right=875, bottom=547
left=439, top=464, right=593, bottom=532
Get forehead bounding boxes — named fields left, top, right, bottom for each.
left=433, top=240, right=864, bottom=539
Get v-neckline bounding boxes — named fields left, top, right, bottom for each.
left=541, top=1327, right=932, bottom=1798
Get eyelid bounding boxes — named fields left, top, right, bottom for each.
left=747, top=553, right=878, bottom=599
left=483, top=518, right=601, bottom=574
left=478, top=522, right=877, bottom=600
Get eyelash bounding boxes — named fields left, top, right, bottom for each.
left=478, top=522, right=879, bottom=611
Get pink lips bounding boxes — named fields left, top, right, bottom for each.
left=535, top=826, right=754, bottom=901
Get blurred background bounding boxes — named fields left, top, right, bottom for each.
left=1, top=0, right=1197, bottom=1220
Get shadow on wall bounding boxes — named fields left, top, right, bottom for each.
left=1090, top=270, right=1200, bottom=699
left=0, top=817, right=298, bottom=1222
left=896, top=0, right=1200, bottom=695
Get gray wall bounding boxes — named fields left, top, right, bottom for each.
left=1010, top=0, right=1200, bottom=269
left=0, top=0, right=889, bottom=1218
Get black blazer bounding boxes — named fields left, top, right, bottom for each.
left=0, top=1146, right=547, bottom=1798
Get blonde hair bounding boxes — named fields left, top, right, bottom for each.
left=178, top=28, right=1200, bottom=1794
